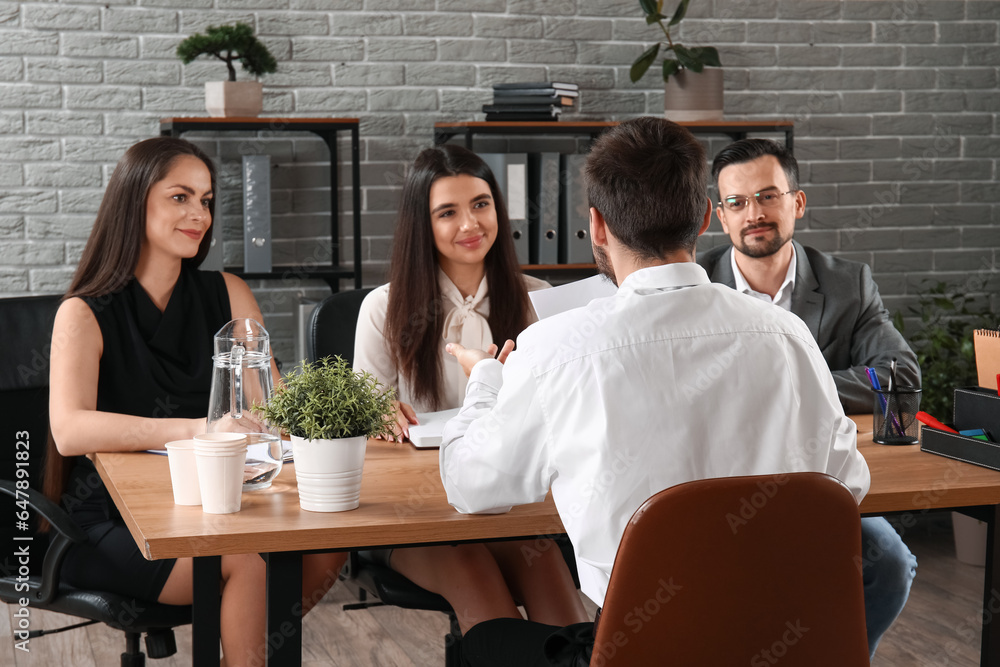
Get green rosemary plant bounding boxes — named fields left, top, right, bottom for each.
left=254, top=357, right=396, bottom=441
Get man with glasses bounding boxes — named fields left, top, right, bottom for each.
left=698, top=138, right=919, bottom=659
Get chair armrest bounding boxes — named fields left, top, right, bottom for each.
left=0, top=479, right=87, bottom=604
left=0, top=480, right=86, bottom=543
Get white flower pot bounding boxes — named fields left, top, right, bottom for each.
left=204, top=81, right=263, bottom=118
left=664, top=68, right=724, bottom=122
left=290, top=435, right=367, bottom=512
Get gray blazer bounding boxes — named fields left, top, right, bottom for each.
left=697, top=240, right=920, bottom=414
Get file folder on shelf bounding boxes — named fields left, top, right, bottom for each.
left=242, top=154, right=273, bottom=273
left=479, top=153, right=530, bottom=264
left=528, top=153, right=561, bottom=265
left=560, top=154, right=594, bottom=264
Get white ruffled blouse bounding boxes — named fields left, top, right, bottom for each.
left=353, top=269, right=551, bottom=413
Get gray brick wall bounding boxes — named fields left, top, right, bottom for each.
left=0, top=0, right=997, bottom=361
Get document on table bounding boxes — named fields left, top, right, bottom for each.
left=528, top=274, right=617, bottom=320
left=409, top=408, right=461, bottom=449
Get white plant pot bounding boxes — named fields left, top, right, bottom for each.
left=204, top=81, right=263, bottom=118
left=664, top=68, right=724, bottom=122
left=290, top=435, right=367, bottom=512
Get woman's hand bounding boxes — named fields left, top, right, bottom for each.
left=382, top=400, right=418, bottom=443
left=446, top=339, right=515, bottom=377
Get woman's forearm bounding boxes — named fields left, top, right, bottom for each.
left=51, top=410, right=203, bottom=457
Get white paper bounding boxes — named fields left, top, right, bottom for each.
left=528, top=275, right=617, bottom=320
left=408, top=408, right=461, bottom=449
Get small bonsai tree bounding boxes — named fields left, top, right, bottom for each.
left=176, top=22, right=277, bottom=82
left=630, top=0, right=722, bottom=84
left=254, top=357, right=397, bottom=441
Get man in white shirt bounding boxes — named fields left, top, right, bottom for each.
left=439, top=117, right=870, bottom=666
left=698, top=138, right=918, bottom=659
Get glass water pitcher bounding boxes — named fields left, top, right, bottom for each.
left=206, top=318, right=283, bottom=490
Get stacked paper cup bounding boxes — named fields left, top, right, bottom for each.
left=193, top=433, right=248, bottom=514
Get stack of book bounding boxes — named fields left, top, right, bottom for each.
left=482, top=82, right=579, bottom=122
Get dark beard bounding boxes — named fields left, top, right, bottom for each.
left=593, top=244, right=618, bottom=287
left=736, top=224, right=787, bottom=258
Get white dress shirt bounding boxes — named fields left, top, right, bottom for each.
left=440, top=262, right=869, bottom=608
left=353, top=269, right=550, bottom=412
left=731, top=242, right=797, bottom=311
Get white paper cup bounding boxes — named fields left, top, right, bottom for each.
left=195, top=444, right=247, bottom=514
left=165, top=440, right=201, bottom=506
left=194, top=432, right=248, bottom=449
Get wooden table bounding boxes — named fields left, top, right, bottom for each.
left=94, top=416, right=1000, bottom=666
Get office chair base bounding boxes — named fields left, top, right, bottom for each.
left=145, top=628, right=178, bottom=659
left=123, top=632, right=146, bottom=667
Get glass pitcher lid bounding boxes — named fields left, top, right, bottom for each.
left=213, top=318, right=271, bottom=362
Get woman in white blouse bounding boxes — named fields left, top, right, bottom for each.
left=353, top=144, right=587, bottom=633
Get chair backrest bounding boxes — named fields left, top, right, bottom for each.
left=591, top=472, right=869, bottom=667
left=0, top=295, right=60, bottom=550
left=307, top=288, right=374, bottom=365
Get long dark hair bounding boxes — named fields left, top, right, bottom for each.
left=64, top=136, right=216, bottom=299
left=385, top=144, right=531, bottom=409
left=45, top=137, right=216, bottom=509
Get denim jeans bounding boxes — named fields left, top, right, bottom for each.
left=861, top=516, right=918, bottom=659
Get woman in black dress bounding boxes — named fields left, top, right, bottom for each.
left=47, top=137, right=346, bottom=666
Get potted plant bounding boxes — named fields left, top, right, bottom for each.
left=254, top=357, right=396, bottom=512
left=893, top=281, right=996, bottom=420
left=630, top=0, right=724, bottom=121
left=177, top=22, right=278, bottom=118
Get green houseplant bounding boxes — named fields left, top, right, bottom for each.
left=893, top=281, right=997, bottom=420
left=176, top=22, right=277, bottom=117
left=254, top=357, right=396, bottom=512
left=630, top=0, right=724, bottom=121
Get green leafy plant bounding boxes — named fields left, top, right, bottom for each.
left=893, top=281, right=997, bottom=420
left=176, top=22, right=277, bottom=82
left=254, top=357, right=396, bottom=441
left=630, top=0, right=722, bottom=84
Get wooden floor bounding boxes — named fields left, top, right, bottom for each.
left=0, top=512, right=983, bottom=666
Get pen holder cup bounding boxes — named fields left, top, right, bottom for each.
left=873, top=386, right=921, bottom=445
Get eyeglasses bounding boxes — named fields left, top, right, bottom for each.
left=718, top=189, right=796, bottom=212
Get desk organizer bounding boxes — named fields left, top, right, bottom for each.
left=920, top=387, right=1000, bottom=471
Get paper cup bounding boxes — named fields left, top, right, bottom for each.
left=195, top=443, right=248, bottom=514
left=194, top=432, right=248, bottom=449
left=165, top=440, right=201, bottom=506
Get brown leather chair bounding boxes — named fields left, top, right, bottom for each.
left=591, top=472, right=869, bottom=667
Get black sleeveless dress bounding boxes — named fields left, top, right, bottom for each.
left=60, top=265, right=231, bottom=601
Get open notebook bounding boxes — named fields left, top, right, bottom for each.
left=408, top=408, right=461, bottom=449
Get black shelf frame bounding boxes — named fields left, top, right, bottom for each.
left=433, top=120, right=795, bottom=154
left=160, top=117, right=362, bottom=291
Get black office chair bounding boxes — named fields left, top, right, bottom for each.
left=307, top=287, right=374, bottom=367
left=308, top=287, right=464, bottom=666
left=0, top=295, right=192, bottom=667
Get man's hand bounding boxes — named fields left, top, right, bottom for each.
left=446, top=339, right=515, bottom=377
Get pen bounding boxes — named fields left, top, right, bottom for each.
left=866, top=367, right=886, bottom=409
left=915, top=411, right=959, bottom=435
left=866, top=367, right=902, bottom=436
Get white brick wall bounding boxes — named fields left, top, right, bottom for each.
left=0, top=0, right=997, bottom=360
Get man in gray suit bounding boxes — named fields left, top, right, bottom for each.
left=698, top=138, right=918, bottom=658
